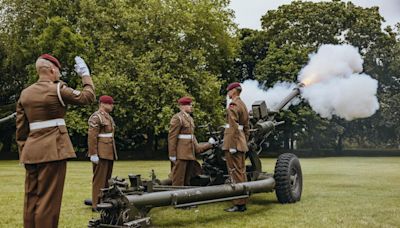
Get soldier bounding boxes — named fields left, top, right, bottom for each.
left=168, top=96, right=216, bottom=186
left=87, top=95, right=117, bottom=211
left=16, top=54, right=95, bottom=227
left=222, top=82, right=250, bottom=212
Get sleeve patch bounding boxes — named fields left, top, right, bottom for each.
left=88, top=115, right=100, bottom=128
left=89, top=121, right=99, bottom=128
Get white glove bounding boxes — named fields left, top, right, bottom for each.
left=74, top=56, right=90, bottom=77
left=169, top=156, right=176, bottom=162
left=90, top=154, right=99, bottom=164
left=208, top=137, right=217, bottom=145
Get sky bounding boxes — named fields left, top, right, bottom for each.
left=228, top=0, right=400, bottom=30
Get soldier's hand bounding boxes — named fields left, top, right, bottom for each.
left=169, top=156, right=176, bottom=163
left=74, top=56, right=90, bottom=77
left=90, top=154, right=99, bottom=164
left=208, top=137, right=217, bottom=145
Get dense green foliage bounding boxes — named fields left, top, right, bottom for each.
left=232, top=0, right=400, bottom=151
left=0, top=0, right=399, bottom=156
left=0, top=0, right=236, bottom=156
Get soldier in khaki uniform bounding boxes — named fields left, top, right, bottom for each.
left=16, top=54, right=95, bottom=227
left=168, top=96, right=216, bottom=186
left=222, top=82, right=250, bottom=212
left=87, top=95, right=117, bottom=211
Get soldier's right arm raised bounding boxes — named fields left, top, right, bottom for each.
left=60, top=76, right=95, bottom=105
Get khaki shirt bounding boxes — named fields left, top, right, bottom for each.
left=16, top=77, right=95, bottom=164
left=222, top=97, right=250, bottom=152
left=87, top=110, right=117, bottom=160
left=168, top=111, right=212, bottom=160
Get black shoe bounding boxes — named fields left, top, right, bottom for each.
left=84, top=199, right=93, bottom=206
left=92, top=208, right=99, bottom=212
left=224, top=205, right=247, bottom=212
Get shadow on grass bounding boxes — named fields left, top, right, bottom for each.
left=153, top=201, right=277, bottom=227
left=250, top=198, right=279, bottom=206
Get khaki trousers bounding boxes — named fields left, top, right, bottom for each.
left=172, top=160, right=199, bottom=186
left=24, top=160, right=67, bottom=228
left=225, top=151, right=248, bottom=205
left=92, top=159, right=113, bottom=209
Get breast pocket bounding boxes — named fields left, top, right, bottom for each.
left=103, top=123, right=113, bottom=133
left=181, top=122, right=192, bottom=134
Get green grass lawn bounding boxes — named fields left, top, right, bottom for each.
left=0, top=157, right=399, bottom=227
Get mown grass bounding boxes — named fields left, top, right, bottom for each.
left=0, top=157, right=399, bottom=227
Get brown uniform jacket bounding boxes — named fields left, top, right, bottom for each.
left=87, top=110, right=118, bottom=160
left=168, top=111, right=212, bottom=160
left=16, top=77, right=95, bottom=164
left=222, top=96, right=250, bottom=152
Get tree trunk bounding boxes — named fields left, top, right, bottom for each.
left=143, top=129, right=155, bottom=159
left=335, top=134, right=343, bottom=156
left=283, top=130, right=290, bottom=149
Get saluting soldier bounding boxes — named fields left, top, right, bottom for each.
left=16, top=54, right=95, bottom=227
left=87, top=95, right=117, bottom=211
left=168, top=96, right=216, bottom=186
left=222, top=82, right=250, bottom=212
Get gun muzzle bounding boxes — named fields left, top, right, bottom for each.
left=274, top=83, right=304, bottom=111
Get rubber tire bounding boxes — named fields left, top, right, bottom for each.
left=274, top=153, right=303, bottom=203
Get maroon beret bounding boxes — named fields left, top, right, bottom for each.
left=227, top=82, right=241, bottom=91
left=177, top=96, right=192, bottom=105
left=99, top=95, right=114, bottom=104
left=39, top=54, right=61, bottom=69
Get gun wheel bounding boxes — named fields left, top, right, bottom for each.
left=274, top=153, right=302, bottom=203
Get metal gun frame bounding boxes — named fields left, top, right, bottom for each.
left=89, top=84, right=304, bottom=227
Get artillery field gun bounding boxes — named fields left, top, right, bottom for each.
left=89, top=84, right=304, bottom=228
left=0, top=112, right=16, bottom=125
left=0, top=102, right=16, bottom=126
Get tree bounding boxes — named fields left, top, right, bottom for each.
left=0, top=0, right=238, bottom=157
left=232, top=29, right=269, bottom=81
left=255, top=43, right=310, bottom=87
left=240, top=0, right=398, bottom=151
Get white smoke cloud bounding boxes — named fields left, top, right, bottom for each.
left=298, top=44, right=364, bottom=85
left=299, top=44, right=379, bottom=120
left=301, top=74, right=379, bottom=120
left=240, top=80, right=299, bottom=111
left=236, top=44, right=379, bottom=121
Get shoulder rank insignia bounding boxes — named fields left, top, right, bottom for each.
left=88, top=115, right=100, bottom=128
left=72, top=90, right=81, bottom=96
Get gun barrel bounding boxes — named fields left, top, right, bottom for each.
left=116, top=177, right=274, bottom=209
left=0, top=112, right=16, bottom=124
left=274, top=84, right=303, bottom=111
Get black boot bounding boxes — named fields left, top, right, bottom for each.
left=224, top=205, right=247, bottom=212
left=84, top=199, right=93, bottom=206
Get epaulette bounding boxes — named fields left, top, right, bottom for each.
left=89, top=111, right=105, bottom=126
